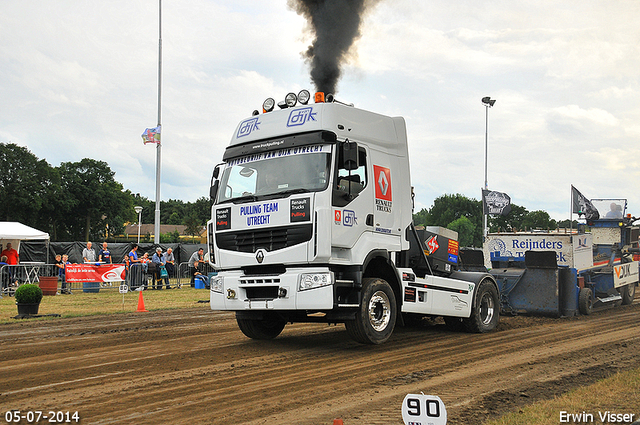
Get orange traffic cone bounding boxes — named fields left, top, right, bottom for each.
left=333, top=420, right=344, bottom=425
left=136, top=290, right=148, bottom=312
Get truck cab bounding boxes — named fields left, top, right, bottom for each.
left=208, top=91, right=499, bottom=344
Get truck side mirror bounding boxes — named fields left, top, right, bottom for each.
left=210, top=163, right=223, bottom=201
left=210, top=181, right=220, bottom=201
left=342, top=140, right=358, bottom=171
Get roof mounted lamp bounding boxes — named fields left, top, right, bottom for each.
left=298, top=90, right=311, bottom=105
left=262, top=98, right=275, bottom=113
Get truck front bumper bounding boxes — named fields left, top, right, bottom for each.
left=210, top=267, right=334, bottom=311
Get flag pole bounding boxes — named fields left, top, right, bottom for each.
left=569, top=185, right=573, bottom=235
left=154, top=0, right=162, bottom=244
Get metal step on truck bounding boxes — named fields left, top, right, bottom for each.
left=207, top=90, right=500, bottom=344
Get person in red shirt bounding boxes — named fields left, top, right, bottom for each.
left=1, top=243, right=19, bottom=265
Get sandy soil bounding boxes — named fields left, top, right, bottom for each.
left=1, top=298, right=639, bottom=425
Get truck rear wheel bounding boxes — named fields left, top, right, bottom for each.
left=463, top=279, right=499, bottom=333
left=621, top=283, right=636, bottom=305
left=578, top=287, right=593, bottom=315
left=236, top=313, right=286, bottom=340
left=345, top=278, right=397, bottom=345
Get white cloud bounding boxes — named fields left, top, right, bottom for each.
left=1, top=0, right=640, bottom=222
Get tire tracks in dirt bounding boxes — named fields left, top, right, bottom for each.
left=1, top=302, right=639, bottom=424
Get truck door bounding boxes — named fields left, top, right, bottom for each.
left=332, top=144, right=370, bottom=249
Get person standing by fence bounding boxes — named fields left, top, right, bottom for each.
left=1, top=243, right=19, bottom=265
left=82, top=242, right=96, bottom=263
left=98, top=242, right=112, bottom=264
left=151, top=247, right=165, bottom=290
left=60, top=254, right=71, bottom=294
left=162, top=247, right=175, bottom=289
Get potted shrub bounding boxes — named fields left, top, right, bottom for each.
left=15, top=283, right=43, bottom=316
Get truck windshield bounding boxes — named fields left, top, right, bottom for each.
left=217, top=144, right=332, bottom=204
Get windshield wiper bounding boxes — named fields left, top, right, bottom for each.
left=272, top=188, right=310, bottom=197
left=219, top=194, right=258, bottom=204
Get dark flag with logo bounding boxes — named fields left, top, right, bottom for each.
left=571, top=185, right=599, bottom=220
left=482, top=190, right=512, bottom=216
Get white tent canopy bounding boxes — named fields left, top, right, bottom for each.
left=0, top=222, right=49, bottom=240
left=0, top=222, right=50, bottom=261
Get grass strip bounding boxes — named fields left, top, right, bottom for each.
left=484, top=367, right=640, bottom=425
left=0, top=286, right=210, bottom=324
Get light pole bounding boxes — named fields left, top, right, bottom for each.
left=482, top=96, right=496, bottom=241
left=134, top=206, right=143, bottom=244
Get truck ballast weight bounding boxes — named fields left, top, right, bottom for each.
left=207, top=90, right=500, bottom=344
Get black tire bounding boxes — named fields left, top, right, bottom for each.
left=443, top=316, right=465, bottom=332
left=578, top=287, right=593, bottom=315
left=621, top=283, right=636, bottom=305
left=345, top=278, right=397, bottom=345
left=463, top=279, right=499, bottom=333
left=236, top=313, right=286, bottom=340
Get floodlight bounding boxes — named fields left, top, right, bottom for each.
left=285, top=92, right=298, bottom=107
left=263, top=98, right=275, bottom=113
left=298, top=90, right=311, bottom=105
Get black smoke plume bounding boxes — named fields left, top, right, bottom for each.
left=288, top=0, right=379, bottom=95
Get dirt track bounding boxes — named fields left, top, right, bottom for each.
left=1, top=298, right=639, bottom=425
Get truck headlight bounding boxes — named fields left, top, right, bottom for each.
left=210, top=276, right=224, bottom=293
left=298, top=272, right=333, bottom=291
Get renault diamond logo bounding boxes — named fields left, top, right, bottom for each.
left=256, top=249, right=265, bottom=264
left=378, top=171, right=389, bottom=196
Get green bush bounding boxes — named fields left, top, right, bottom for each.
left=14, top=284, right=43, bottom=304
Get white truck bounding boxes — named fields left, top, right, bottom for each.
left=207, top=90, right=500, bottom=344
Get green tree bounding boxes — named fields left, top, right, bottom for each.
left=0, top=143, right=54, bottom=226
left=183, top=214, right=202, bottom=243
left=58, top=159, right=133, bottom=241
left=489, top=204, right=528, bottom=232
left=160, top=230, right=181, bottom=243
left=192, top=196, right=213, bottom=225
left=522, top=210, right=557, bottom=231
left=416, top=194, right=483, bottom=247
left=447, top=216, right=475, bottom=248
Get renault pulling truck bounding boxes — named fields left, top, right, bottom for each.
left=207, top=90, right=500, bottom=344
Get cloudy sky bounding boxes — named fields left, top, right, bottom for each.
left=1, top=0, right=639, bottom=221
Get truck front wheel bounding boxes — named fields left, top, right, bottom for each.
left=236, top=313, right=286, bottom=340
left=345, top=278, right=397, bottom=345
left=463, top=279, right=499, bottom=333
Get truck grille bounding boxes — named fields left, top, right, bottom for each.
left=216, top=224, right=313, bottom=253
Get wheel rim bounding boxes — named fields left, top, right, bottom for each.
left=368, top=290, right=391, bottom=332
left=629, top=284, right=636, bottom=298
left=479, top=292, right=495, bottom=325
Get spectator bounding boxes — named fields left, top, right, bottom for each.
left=60, top=254, right=71, bottom=294
left=128, top=244, right=140, bottom=264
left=151, top=247, right=165, bottom=290
left=127, top=244, right=144, bottom=290
left=0, top=255, right=11, bottom=293
left=193, top=260, right=210, bottom=289
left=98, top=242, right=112, bottom=264
left=163, top=247, right=175, bottom=289
left=54, top=254, right=63, bottom=290
left=82, top=242, right=96, bottom=263
left=188, top=248, right=204, bottom=287
left=140, top=252, right=151, bottom=273
left=1, top=243, right=19, bottom=265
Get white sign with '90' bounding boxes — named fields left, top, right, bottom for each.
left=401, top=394, right=447, bottom=425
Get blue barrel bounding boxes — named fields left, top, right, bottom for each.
left=82, top=282, right=100, bottom=293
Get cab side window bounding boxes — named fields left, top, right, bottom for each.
left=333, top=147, right=367, bottom=207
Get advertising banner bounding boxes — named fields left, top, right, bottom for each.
left=484, top=233, right=593, bottom=270
left=65, top=264, right=127, bottom=283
